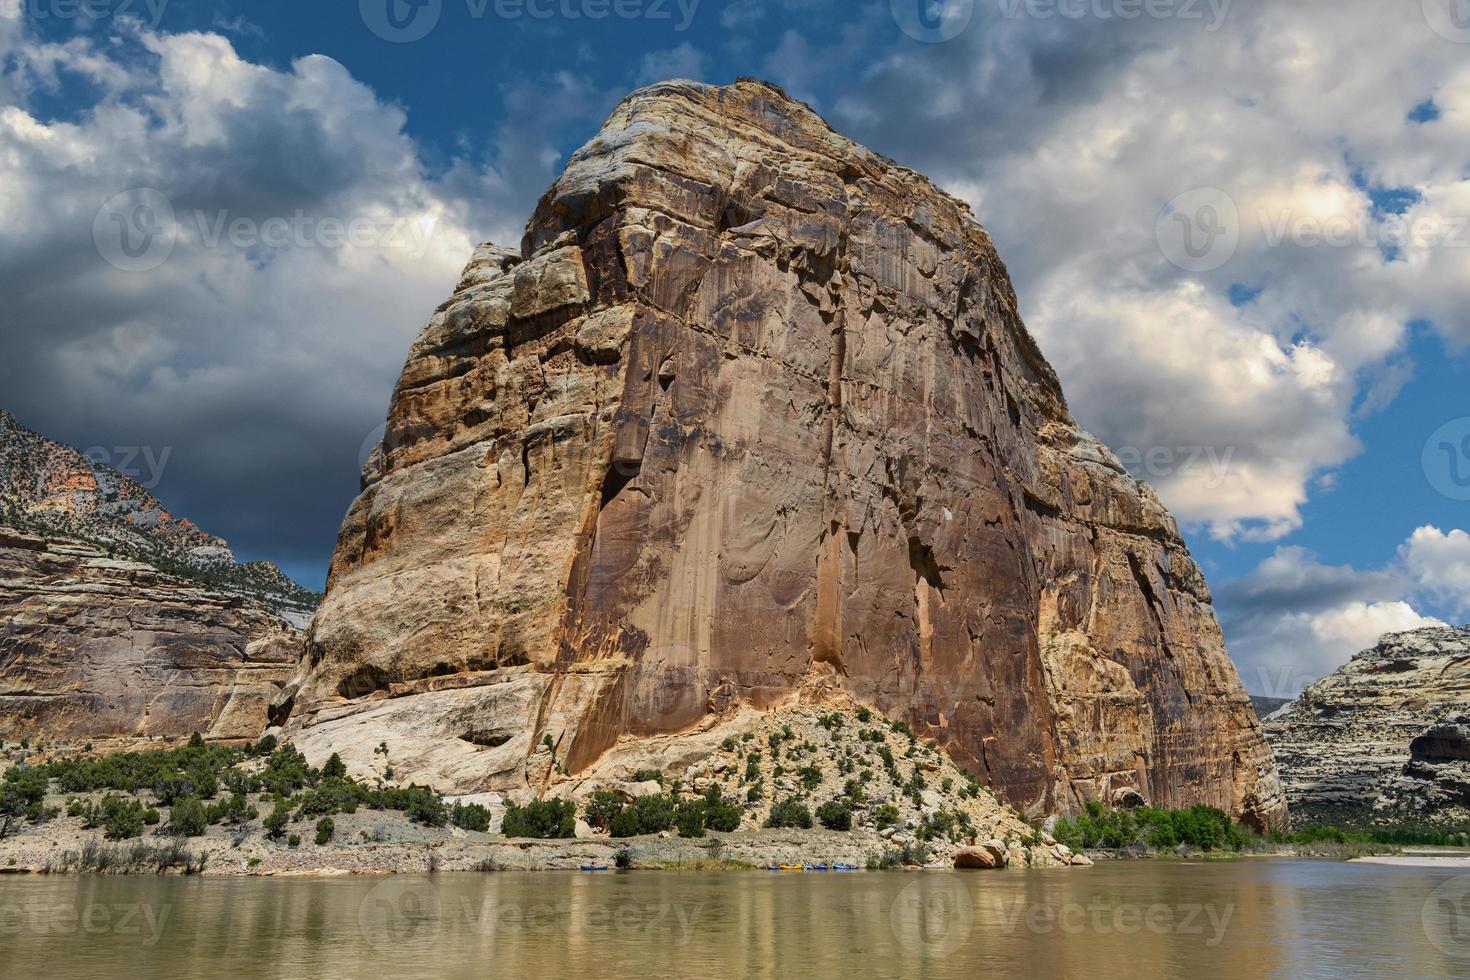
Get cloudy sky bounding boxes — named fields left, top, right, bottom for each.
left=2, top=0, right=1468, bottom=695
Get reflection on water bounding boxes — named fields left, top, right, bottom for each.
left=1, top=860, right=1466, bottom=978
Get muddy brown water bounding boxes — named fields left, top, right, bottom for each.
left=2, top=859, right=1468, bottom=977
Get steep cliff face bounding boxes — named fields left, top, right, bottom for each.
left=1264, top=626, right=1470, bottom=828
left=282, top=79, right=1283, bottom=827
left=0, top=527, right=297, bottom=744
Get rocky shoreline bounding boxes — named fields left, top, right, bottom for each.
left=0, top=819, right=1088, bottom=877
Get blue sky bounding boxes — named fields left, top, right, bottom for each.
left=4, top=0, right=1469, bottom=694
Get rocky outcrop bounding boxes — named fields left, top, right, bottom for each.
left=281, top=79, right=1283, bottom=828
left=0, top=526, right=297, bottom=744
left=1263, top=625, right=1470, bottom=827
left=0, top=410, right=318, bottom=622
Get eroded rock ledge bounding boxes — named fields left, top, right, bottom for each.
left=280, top=79, right=1283, bottom=829
left=0, top=527, right=297, bottom=743
left=1264, top=625, right=1470, bottom=827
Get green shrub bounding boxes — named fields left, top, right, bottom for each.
left=872, top=803, right=900, bottom=828
left=288, top=833, right=301, bottom=848
left=263, top=800, right=291, bottom=839
left=815, top=800, right=852, bottom=831
left=583, top=791, right=625, bottom=831
left=1052, top=802, right=1247, bottom=852
left=629, top=769, right=663, bottom=786
left=315, top=817, right=335, bottom=845
left=609, top=807, right=641, bottom=838
left=606, top=793, right=679, bottom=838
left=856, top=707, right=873, bottom=723
left=702, top=788, right=743, bottom=833
left=98, top=794, right=147, bottom=840
left=207, top=791, right=257, bottom=826
left=501, top=799, right=576, bottom=839
left=322, top=753, right=348, bottom=780
left=450, top=801, right=491, bottom=833
left=169, top=797, right=208, bottom=837
left=676, top=802, right=706, bottom=838
left=400, top=786, right=448, bottom=827
left=765, top=797, right=812, bottom=830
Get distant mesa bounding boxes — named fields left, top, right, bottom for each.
left=0, top=409, right=316, bottom=745
left=1263, top=625, right=1470, bottom=829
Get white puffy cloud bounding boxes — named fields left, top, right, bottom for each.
left=1217, top=546, right=1445, bottom=697
left=1217, top=524, right=1470, bottom=695
left=1400, top=525, right=1470, bottom=616
left=0, top=20, right=615, bottom=580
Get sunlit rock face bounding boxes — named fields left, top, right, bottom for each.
left=1265, top=625, right=1470, bottom=828
left=0, top=528, right=298, bottom=744
left=281, top=79, right=1283, bottom=829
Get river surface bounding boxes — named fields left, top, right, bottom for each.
left=2, top=859, right=1469, bottom=978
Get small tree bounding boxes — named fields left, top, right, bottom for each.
left=263, top=800, right=290, bottom=839
left=583, top=790, right=625, bottom=831
left=501, top=799, right=576, bottom=839
left=170, top=797, right=208, bottom=837
left=816, top=800, right=852, bottom=831
left=765, top=798, right=812, bottom=830
left=315, top=816, right=335, bottom=846
left=675, top=802, right=706, bottom=839
left=322, top=753, right=347, bottom=780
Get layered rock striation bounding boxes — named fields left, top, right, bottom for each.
left=0, top=527, right=297, bottom=743
left=0, top=409, right=319, bottom=622
left=1264, top=625, right=1470, bottom=828
left=281, top=79, right=1283, bottom=827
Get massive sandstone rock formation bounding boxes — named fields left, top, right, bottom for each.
left=280, top=79, right=1283, bottom=827
left=1264, top=625, right=1470, bottom=828
left=0, top=527, right=297, bottom=743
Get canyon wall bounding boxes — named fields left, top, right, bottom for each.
left=0, top=527, right=297, bottom=743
